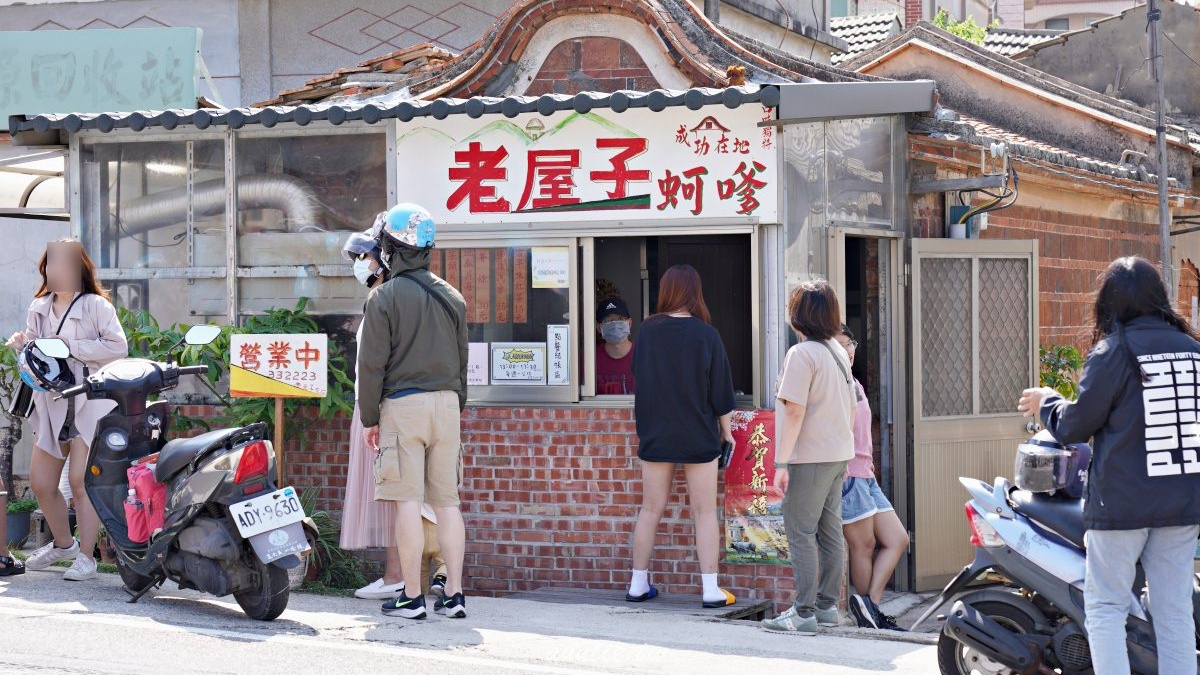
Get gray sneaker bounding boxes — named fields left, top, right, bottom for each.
left=25, top=540, right=80, bottom=571
left=815, top=604, right=841, bottom=627
left=762, top=607, right=818, bottom=635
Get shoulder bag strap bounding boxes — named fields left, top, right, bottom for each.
left=395, top=272, right=458, bottom=324
left=806, top=337, right=861, bottom=401
left=54, top=292, right=87, bottom=335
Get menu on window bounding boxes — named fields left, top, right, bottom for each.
left=547, top=325, right=570, bottom=386
left=513, top=248, right=529, bottom=323
left=491, top=342, right=547, bottom=384
left=531, top=247, right=569, bottom=289
left=467, top=343, right=489, bottom=386
left=495, top=248, right=510, bottom=324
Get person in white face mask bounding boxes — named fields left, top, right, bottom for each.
left=596, top=297, right=636, bottom=395
left=340, top=228, right=448, bottom=602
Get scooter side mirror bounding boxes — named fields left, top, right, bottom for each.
left=33, top=337, right=71, bottom=360
left=184, top=325, right=221, bottom=346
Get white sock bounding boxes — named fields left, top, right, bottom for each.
left=628, top=569, right=650, bottom=596
left=701, top=573, right=724, bottom=602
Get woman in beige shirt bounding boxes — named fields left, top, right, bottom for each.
left=5, top=240, right=128, bottom=581
left=762, top=280, right=857, bottom=635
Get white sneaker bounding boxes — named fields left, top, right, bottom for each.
left=355, top=577, right=405, bottom=600
left=63, top=555, right=98, bottom=581
left=25, top=540, right=80, bottom=571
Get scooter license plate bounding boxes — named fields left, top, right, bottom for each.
left=248, top=522, right=309, bottom=564
left=231, top=487, right=305, bottom=538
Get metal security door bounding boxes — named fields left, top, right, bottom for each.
left=911, top=239, right=1039, bottom=590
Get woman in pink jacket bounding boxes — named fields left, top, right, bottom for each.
left=5, top=240, right=128, bottom=581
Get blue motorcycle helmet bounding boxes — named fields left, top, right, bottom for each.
left=19, top=341, right=74, bottom=393
left=371, top=203, right=436, bottom=251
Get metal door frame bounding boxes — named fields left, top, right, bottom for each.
left=828, top=226, right=911, bottom=589
left=909, top=238, right=1039, bottom=589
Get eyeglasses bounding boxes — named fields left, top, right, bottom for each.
left=839, top=340, right=858, bottom=350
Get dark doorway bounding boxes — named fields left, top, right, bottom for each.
left=652, top=235, right=753, bottom=394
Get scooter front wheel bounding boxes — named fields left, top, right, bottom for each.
left=234, top=556, right=290, bottom=621
left=937, top=600, right=1040, bottom=675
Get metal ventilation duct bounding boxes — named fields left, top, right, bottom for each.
left=118, top=174, right=322, bottom=235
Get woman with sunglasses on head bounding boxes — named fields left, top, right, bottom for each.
left=836, top=325, right=909, bottom=632
left=4, top=239, right=127, bottom=581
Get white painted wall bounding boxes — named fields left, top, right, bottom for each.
left=0, top=216, right=71, bottom=479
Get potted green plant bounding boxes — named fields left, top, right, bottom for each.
left=7, top=496, right=37, bottom=548
left=295, top=487, right=365, bottom=593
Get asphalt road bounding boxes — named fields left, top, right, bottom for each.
left=0, top=568, right=938, bottom=674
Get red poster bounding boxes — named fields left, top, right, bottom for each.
left=495, top=248, right=510, bottom=324
left=724, top=410, right=788, bottom=564
left=445, top=249, right=461, bottom=291
left=474, top=250, right=491, bottom=323
left=513, top=249, right=528, bottom=324
left=460, top=248, right=476, bottom=320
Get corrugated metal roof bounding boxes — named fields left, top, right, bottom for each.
left=983, top=27, right=1062, bottom=57
left=830, top=13, right=903, bottom=64
left=9, top=85, right=782, bottom=137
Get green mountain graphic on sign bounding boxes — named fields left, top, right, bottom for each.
left=456, top=112, right=640, bottom=146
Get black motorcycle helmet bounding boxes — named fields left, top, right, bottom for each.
left=19, top=341, right=75, bottom=393
left=1014, top=429, right=1091, bottom=499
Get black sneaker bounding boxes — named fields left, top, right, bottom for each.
left=382, top=592, right=427, bottom=620
left=878, top=612, right=907, bottom=632
left=850, top=594, right=880, bottom=629
left=430, top=574, right=448, bottom=598
left=435, top=592, right=467, bottom=618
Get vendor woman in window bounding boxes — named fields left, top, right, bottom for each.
left=596, top=297, right=635, bottom=395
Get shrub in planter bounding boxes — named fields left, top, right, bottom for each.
left=6, top=497, right=37, bottom=549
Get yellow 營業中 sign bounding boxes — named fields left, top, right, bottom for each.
left=230, top=334, right=327, bottom=399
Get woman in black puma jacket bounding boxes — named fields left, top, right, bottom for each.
left=1018, top=257, right=1200, bottom=675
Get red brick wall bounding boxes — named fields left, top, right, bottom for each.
left=178, top=404, right=798, bottom=609
left=904, top=0, right=923, bottom=27
left=524, top=37, right=661, bottom=96
left=982, top=205, right=1158, bottom=351
left=1178, top=259, right=1199, bottom=320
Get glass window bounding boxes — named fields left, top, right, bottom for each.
left=433, top=242, right=576, bottom=403
left=79, top=138, right=227, bottom=326
left=1044, top=18, right=1069, bottom=30
left=235, top=132, right=387, bottom=316
left=588, top=234, right=754, bottom=400
left=830, top=0, right=858, bottom=17
left=783, top=122, right=827, bottom=286
left=826, top=116, right=893, bottom=225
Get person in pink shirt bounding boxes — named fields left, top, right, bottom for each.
left=595, top=297, right=635, bottom=395
left=837, top=325, right=910, bottom=631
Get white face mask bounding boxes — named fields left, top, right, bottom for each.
left=353, top=258, right=377, bottom=286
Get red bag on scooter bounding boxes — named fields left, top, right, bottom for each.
left=127, top=464, right=168, bottom=537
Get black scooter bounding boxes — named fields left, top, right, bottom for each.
left=36, top=326, right=315, bottom=621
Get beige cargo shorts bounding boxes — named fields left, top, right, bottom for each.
left=374, top=390, right=463, bottom=507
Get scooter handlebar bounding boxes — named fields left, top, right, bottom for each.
left=178, top=365, right=209, bottom=376
left=56, top=383, right=88, bottom=399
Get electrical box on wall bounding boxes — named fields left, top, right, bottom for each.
left=945, top=199, right=990, bottom=239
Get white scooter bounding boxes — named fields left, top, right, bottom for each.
left=918, top=430, right=1200, bottom=675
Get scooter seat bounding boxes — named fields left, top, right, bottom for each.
left=156, top=427, right=245, bottom=482
left=1008, top=489, right=1086, bottom=550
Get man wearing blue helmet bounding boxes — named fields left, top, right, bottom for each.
left=358, top=203, right=470, bottom=621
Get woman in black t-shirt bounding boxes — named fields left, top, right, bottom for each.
left=626, top=265, right=738, bottom=608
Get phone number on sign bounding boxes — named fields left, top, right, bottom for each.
left=266, top=370, right=320, bottom=383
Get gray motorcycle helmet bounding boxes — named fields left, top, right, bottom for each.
left=1014, top=429, right=1091, bottom=499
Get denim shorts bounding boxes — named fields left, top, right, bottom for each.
left=841, top=476, right=894, bottom=524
